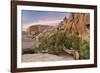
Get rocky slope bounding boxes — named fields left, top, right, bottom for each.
left=58, top=13, right=90, bottom=40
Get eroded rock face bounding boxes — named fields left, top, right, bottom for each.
left=27, top=25, right=54, bottom=35
left=59, top=13, right=90, bottom=40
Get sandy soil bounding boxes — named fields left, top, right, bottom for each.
left=22, top=53, right=74, bottom=62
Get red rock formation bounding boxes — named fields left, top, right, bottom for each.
left=59, top=13, right=90, bottom=40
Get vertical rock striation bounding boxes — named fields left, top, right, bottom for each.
left=58, top=13, right=90, bottom=40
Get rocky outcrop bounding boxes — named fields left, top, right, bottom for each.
left=62, top=48, right=79, bottom=60
left=58, top=13, right=90, bottom=40
left=22, top=53, right=74, bottom=62
left=26, top=25, right=54, bottom=35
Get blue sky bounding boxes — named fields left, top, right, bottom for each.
left=22, top=10, right=70, bottom=25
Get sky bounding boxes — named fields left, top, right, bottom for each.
left=21, top=10, right=70, bottom=30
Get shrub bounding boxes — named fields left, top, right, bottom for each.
left=33, top=30, right=90, bottom=59
left=63, top=34, right=81, bottom=50
left=48, top=46, right=62, bottom=55
left=79, top=41, right=90, bottom=59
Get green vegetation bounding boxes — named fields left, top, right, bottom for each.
left=33, top=30, right=90, bottom=59
left=79, top=41, right=90, bottom=59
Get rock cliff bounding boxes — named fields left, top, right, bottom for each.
left=58, top=13, right=90, bottom=40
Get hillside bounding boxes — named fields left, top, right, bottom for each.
left=26, top=25, right=55, bottom=35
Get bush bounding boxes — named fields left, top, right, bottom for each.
left=63, top=34, right=81, bottom=50
left=48, top=46, right=62, bottom=55
left=33, top=30, right=90, bottom=59
left=79, top=41, right=90, bottom=59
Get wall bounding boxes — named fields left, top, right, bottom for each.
left=0, top=0, right=99, bottom=73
